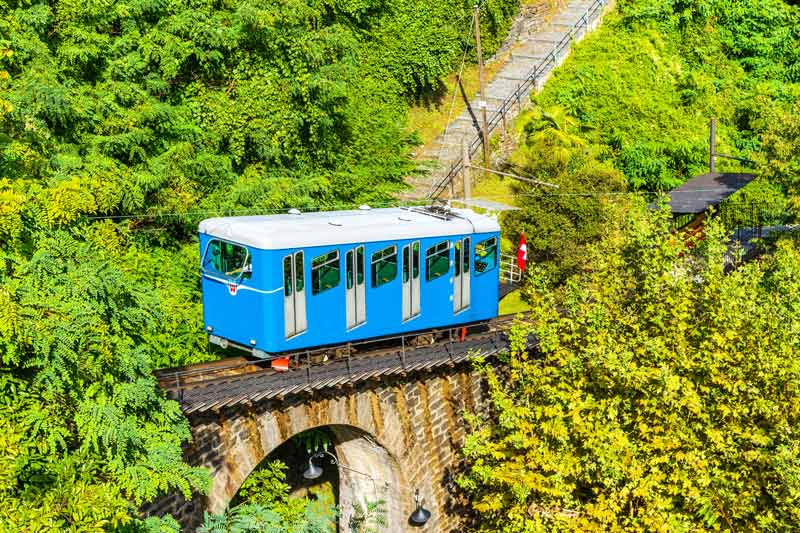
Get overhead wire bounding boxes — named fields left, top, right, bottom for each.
left=92, top=188, right=785, bottom=232
left=80, top=200, right=423, bottom=222
left=0, top=188, right=773, bottom=224
left=454, top=187, right=765, bottom=199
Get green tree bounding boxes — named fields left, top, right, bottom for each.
left=0, top=233, right=209, bottom=530
left=753, top=100, right=800, bottom=208
left=234, top=460, right=309, bottom=525
left=349, top=498, right=387, bottom=533
left=201, top=459, right=337, bottom=533
left=0, top=0, right=519, bottom=232
left=533, top=0, right=800, bottom=193
left=458, top=206, right=800, bottom=531
left=199, top=502, right=334, bottom=533
left=503, top=105, right=626, bottom=284
left=502, top=0, right=800, bottom=285
left=0, top=0, right=521, bottom=527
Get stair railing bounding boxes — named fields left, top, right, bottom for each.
left=499, top=252, right=522, bottom=284
left=428, top=0, right=608, bottom=200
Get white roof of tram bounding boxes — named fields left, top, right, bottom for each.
left=199, top=207, right=500, bottom=250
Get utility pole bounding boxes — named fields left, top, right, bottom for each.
left=462, top=140, right=472, bottom=199
left=474, top=4, right=490, bottom=168
left=707, top=117, right=754, bottom=171
left=709, top=117, right=717, bottom=173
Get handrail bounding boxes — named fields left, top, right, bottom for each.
left=499, top=252, right=522, bottom=284
left=428, top=0, right=608, bottom=200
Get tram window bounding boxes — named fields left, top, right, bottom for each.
left=425, top=240, right=450, bottom=282
left=474, top=237, right=498, bottom=274
left=402, top=247, right=410, bottom=283
left=311, top=250, right=340, bottom=295
left=357, top=246, right=365, bottom=285
left=463, top=237, right=471, bottom=273
left=346, top=250, right=353, bottom=290
left=295, top=252, right=305, bottom=293
left=203, top=239, right=252, bottom=280
left=412, top=242, right=420, bottom=279
left=371, top=245, right=398, bottom=288
left=283, top=255, right=292, bottom=296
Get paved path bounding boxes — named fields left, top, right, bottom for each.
left=406, top=0, right=610, bottom=200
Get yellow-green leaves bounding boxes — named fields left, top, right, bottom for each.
left=459, top=207, right=800, bottom=532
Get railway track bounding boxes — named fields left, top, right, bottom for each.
left=156, top=314, right=529, bottom=414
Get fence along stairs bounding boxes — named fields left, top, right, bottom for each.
left=407, top=0, right=610, bottom=201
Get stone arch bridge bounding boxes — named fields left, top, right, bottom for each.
left=147, top=328, right=521, bottom=531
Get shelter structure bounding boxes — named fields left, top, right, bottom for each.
left=666, top=172, right=756, bottom=218
left=663, top=118, right=758, bottom=230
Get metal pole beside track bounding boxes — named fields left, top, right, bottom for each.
left=176, top=372, right=183, bottom=404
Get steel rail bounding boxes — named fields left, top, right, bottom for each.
left=176, top=333, right=514, bottom=414
left=156, top=314, right=520, bottom=388
left=156, top=314, right=532, bottom=413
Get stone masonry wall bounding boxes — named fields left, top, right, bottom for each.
left=143, top=365, right=487, bottom=532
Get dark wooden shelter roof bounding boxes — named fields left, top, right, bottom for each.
left=667, top=172, right=756, bottom=215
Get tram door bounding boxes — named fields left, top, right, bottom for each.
left=283, top=252, right=307, bottom=338
left=453, top=237, right=471, bottom=313
left=402, top=241, right=421, bottom=321
left=346, top=245, right=366, bottom=329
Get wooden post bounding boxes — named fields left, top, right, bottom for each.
left=449, top=169, right=455, bottom=199
left=463, top=140, right=472, bottom=200
left=709, top=117, right=717, bottom=173
left=475, top=4, right=490, bottom=168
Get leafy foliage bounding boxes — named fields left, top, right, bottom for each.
left=503, top=105, right=626, bottom=283
left=0, top=0, right=521, bottom=528
left=534, top=0, right=800, bottom=193
left=0, top=234, right=210, bottom=530
left=199, top=502, right=335, bottom=533
left=751, top=100, right=800, bottom=207
left=505, top=0, right=800, bottom=284
left=234, top=460, right=308, bottom=523
left=0, top=0, right=518, bottom=229
left=348, top=498, right=388, bottom=533
left=459, top=206, right=800, bottom=531
left=293, top=428, right=334, bottom=454
left=202, top=460, right=336, bottom=533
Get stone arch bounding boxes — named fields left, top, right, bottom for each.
left=208, top=389, right=414, bottom=529
left=217, top=421, right=409, bottom=531
left=146, top=370, right=487, bottom=530
left=328, top=425, right=408, bottom=530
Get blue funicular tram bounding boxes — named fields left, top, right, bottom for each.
left=199, top=206, right=501, bottom=357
